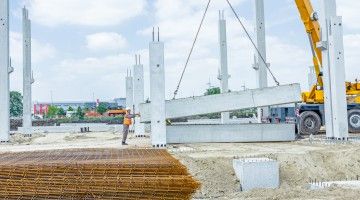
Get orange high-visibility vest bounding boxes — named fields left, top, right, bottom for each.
left=123, top=115, right=132, bottom=125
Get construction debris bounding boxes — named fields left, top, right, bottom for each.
left=0, top=148, right=200, bottom=199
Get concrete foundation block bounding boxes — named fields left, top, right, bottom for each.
left=18, top=125, right=122, bottom=134
left=233, top=158, right=279, bottom=191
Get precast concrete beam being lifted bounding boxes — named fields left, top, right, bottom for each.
left=140, top=83, right=301, bottom=123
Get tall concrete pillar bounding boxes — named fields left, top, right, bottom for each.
left=149, top=28, right=166, bottom=147
left=133, top=55, right=146, bottom=137
left=253, top=0, right=270, bottom=123
left=22, top=7, right=33, bottom=136
left=319, top=0, right=348, bottom=139
left=308, top=66, right=317, bottom=91
left=125, top=70, right=134, bottom=132
left=125, top=70, right=134, bottom=110
left=218, top=11, right=230, bottom=124
left=0, top=0, right=10, bottom=142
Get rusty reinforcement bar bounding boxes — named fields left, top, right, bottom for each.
left=0, top=148, right=200, bottom=200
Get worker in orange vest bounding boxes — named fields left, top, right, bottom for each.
left=122, top=107, right=139, bottom=145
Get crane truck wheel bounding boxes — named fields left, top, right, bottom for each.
left=299, top=111, right=321, bottom=135
left=348, top=109, right=360, bottom=133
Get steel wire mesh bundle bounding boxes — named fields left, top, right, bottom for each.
left=0, top=149, right=200, bottom=200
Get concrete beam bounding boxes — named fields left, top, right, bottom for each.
left=310, top=180, right=360, bottom=190
left=140, top=84, right=301, bottom=122
left=22, top=7, right=33, bottom=136
left=0, top=0, right=10, bottom=142
left=18, top=124, right=122, bottom=134
left=166, top=123, right=295, bottom=144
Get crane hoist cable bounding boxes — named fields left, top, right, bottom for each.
left=173, top=0, right=212, bottom=100
left=173, top=0, right=280, bottom=100
left=225, top=0, right=280, bottom=86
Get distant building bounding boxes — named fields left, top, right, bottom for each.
left=113, top=98, right=126, bottom=108
left=33, top=98, right=125, bottom=115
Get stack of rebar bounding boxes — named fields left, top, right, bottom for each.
left=0, top=149, right=200, bottom=199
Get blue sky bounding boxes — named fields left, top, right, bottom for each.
left=7, top=0, right=360, bottom=102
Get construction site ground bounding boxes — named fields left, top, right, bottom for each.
left=3, top=130, right=360, bottom=200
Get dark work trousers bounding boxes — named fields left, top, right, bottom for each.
left=122, top=125, right=130, bottom=143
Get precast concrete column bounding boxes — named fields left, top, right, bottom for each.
left=308, top=66, right=317, bottom=91
left=254, top=0, right=270, bottom=123
left=149, top=29, right=166, bottom=147
left=125, top=71, right=134, bottom=110
left=0, top=0, right=10, bottom=142
left=133, top=55, right=146, bottom=137
left=218, top=11, right=230, bottom=124
left=125, top=70, right=134, bottom=132
left=319, top=0, right=348, bottom=139
left=22, top=7, right=33, bottom=136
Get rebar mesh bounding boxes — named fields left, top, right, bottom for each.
left=0, top=148, right=200, bottom=200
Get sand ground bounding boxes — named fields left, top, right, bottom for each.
left=2, top=131, right=360, bottom=200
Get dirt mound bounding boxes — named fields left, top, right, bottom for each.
left=172, top=142, right=360, bottom=199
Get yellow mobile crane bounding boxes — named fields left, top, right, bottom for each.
left=294, top=0, right=360, bottom=134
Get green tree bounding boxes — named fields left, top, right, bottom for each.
left=67, top=106, right=74, bottom=111
left=46, top=106, right=59, bottom=119
left=204, top=87, right=221, bottom=96
left=76, top=106, right=85, bottom=120
left=10, top=91, right=23, bottom=117
left=58, top=107, right=66, bottom=117
left=96, top=103, right=108, bottom=115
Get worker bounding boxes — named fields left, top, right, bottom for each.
left=122, top=107, right=139, bottom=145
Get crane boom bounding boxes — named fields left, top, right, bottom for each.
left=295, top=0, right=360, bottom=104
left=295, top=0, right=323, bottom=88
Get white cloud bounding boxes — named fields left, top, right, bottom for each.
left=33, top=51, right=148, bottom=101
left=10, top=32, right=56, bottom=64
left=9, top=31, right=57, bottom=92
left=86, top=32, right=127, bottom=52
left=338, top=1, right=360, bottom=30
left=27, top=0, right=146, bottom=26
left=344, top=34, right=360, bottom=81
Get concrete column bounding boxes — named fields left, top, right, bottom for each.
left=125, top=70, right=134, bottom=132
left=308, top=66, right=317, bottom=91
left=0, top=0, right=10, bottom=142
left=22, top=7, right=33, bottom=136
left=320, top=0, right=348, bottom=139
left=218, top=11, right=230, bottom=124
left=254, top=0, right=269, bottom=123
left=125, top=71, right=134, bottom=110
left=133, top=55, right=146, bottom=137
left=149, top=29, right=166, bottom=147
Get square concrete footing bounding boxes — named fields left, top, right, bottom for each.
left=233, top=158, right=279, bottom=191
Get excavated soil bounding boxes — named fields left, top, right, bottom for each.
left=170, top=140, right=360, bottom=200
